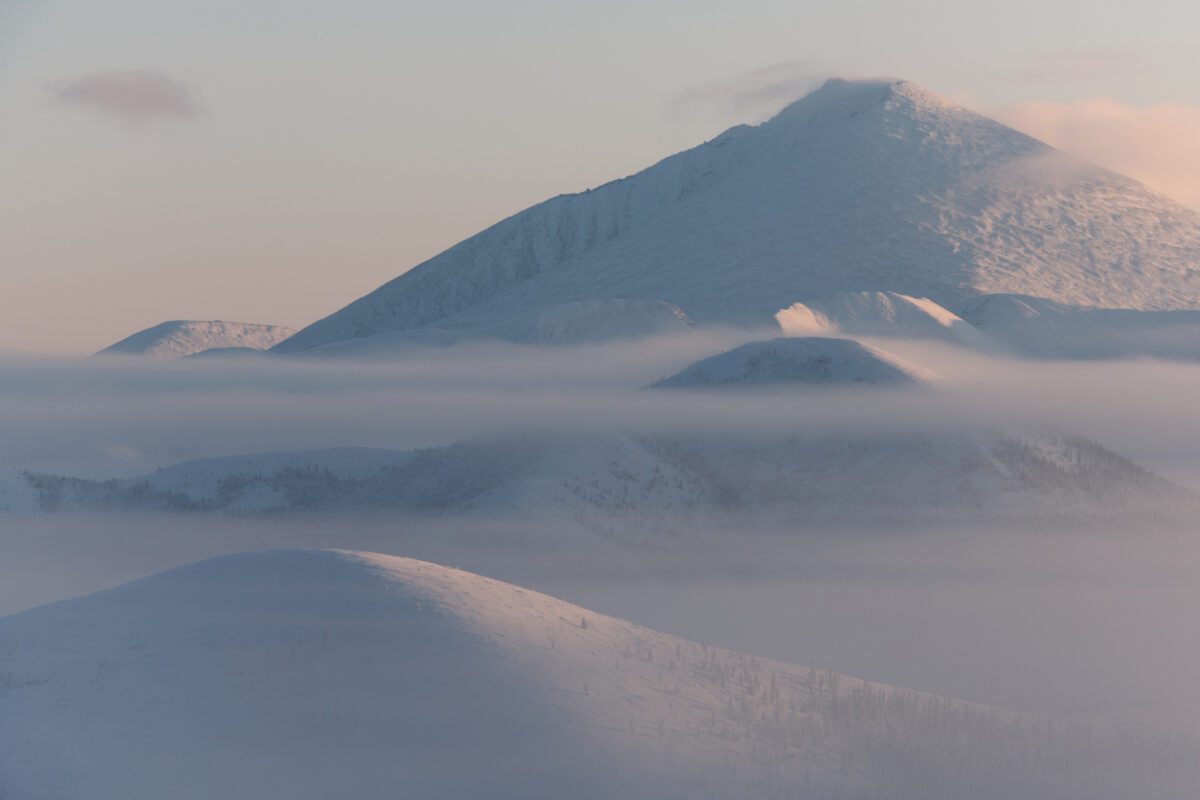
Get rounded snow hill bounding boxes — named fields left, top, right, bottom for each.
left=2, top=550, right=1177, bottom=800
left=650, top=336, right=937, bottom=388
left=96, top=320, right=297, bottom=359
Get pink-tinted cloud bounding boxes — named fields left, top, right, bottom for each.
left=1010, top=49, right=1141, bottom=84
left=989, top=98, right=1200, bottom=211
left=52, top=69, right=197, bottom=122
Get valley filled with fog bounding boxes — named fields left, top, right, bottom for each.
left=7, top=75, right=1200, bottom=798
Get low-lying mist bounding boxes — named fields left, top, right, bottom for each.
left=4, top=333, right=1200, bottom=488
left=4, top=332, right=1200, bottom=764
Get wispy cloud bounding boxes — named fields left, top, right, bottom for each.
left=671, top=60, right=831, bottom=123
left=51, top=69, right=197, bottom=122
left=1009, top=49, right=1141, bottom=84
left=989, top=98, right=1200, bottom=210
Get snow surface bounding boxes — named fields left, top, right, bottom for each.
left=2, top=549, right=1183, bottom=800
left=515, top=298, right=694, bottom=344
left=96, top=320, right=297, bottom=358
left=957, top=294, right=1200, bottom=360
left=273, top=78, right=1200, bottom=353
left=650, top=336, right=937, bottom=388
left=777, top=291, right=996, bottom=350
left=0, top=468, right=38, bottom=514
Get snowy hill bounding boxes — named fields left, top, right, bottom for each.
left=272, top=78, right=1200, bottom=354
left=23, top=429, right=1182, bottom=532
left=777, top=291, right=995, bottom=349
left=96, top=320, right=297, bottom=358
left=2, top=549, right=1189, bottom=800
left=650, top=337, right=937, bottom=388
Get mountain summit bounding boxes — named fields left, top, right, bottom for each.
left=274, top=78, right=1200, bottom=353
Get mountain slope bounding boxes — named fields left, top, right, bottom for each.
left=23, top=429, right=1182, bottom=532
left=650, top=337, right=937, bottom=388
left=958, top=293, right=1200, bottom=360
left=273, top=78, right=1200, bottom=353
left=2, top=549, right=1187, bottom=799
left=97, top=320, right=297, bottom=358
left=777, top=291, right=996, bottom=349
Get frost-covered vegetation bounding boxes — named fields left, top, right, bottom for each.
left=22, top=429, right=1183, bottom=537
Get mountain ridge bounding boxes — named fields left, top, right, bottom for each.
left=273, top=77, right=1200, bottom=353
left=97, top=320, right=297, bottom=358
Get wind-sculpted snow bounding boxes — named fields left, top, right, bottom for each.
left=96, top=320, right=297, bottom=358
left=649, top=337, right=937, bottom=388
left=274, top=78, right=1200, bottom=353
left=777, top=292, right=996, bottom=350
left=22, top=429, right=1183, bottom=534
left=2, top=550, right=1193, bottom=799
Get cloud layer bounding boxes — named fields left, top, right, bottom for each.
left=990, top=98, right=1200, bottom=211
left=52, top=69, right=197, bottom=122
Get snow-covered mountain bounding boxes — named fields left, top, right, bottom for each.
left=650, top=337, right=937, bottom=388
left=515, top=298, right=694, bottom=343
left=272, top=78, right=1200, bottom=354
left=96, top=320, right=297, bottom=358
left=23, top=429, right=1181, bottom=532
left=3, top=549, right=1187, bottom=800
left=777, top=291, right=995, bottom=349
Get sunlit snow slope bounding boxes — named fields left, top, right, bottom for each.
left=777, top=291, right=995, bottom=349
left=274, top=78, right=1200, bottom=353
left=3, top=550, right=1189, bottom=800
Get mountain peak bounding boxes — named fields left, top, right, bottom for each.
left=765, top=77, right=960, bottom=126
left=272, top=77, right=1200, bottom=353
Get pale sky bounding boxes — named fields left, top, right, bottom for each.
left=4, top=0, right=1200, bottom=353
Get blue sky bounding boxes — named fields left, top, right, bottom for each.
left=4, top=0, right=1199, bottom=352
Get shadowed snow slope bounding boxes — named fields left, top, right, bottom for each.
left=958, top=294, right=1200, bottom=360
left=2, top=550, right=1191, bottom=799
left=96, top=320, right=297, bottom=358
left=23, top=429, right=1183, bottom=532
left=650, top=337, right=936, bottom=388
left=516, top=298, right=693, bottom=343
left=273, top=78, right=1200, bottom=353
